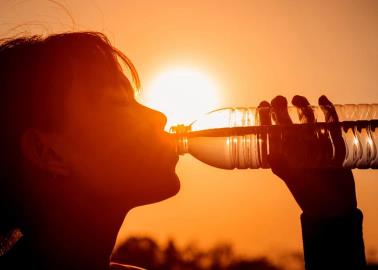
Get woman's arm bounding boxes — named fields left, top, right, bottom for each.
left=259, top=95, right=366, bottom=269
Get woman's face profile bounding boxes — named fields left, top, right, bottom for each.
left=49, top=77, right=180, bottom=207
left=0, top=33, right=181, bottom=270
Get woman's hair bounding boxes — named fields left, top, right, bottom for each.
left=0, top=32, right=140, bottom=228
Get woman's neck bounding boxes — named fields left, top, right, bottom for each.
left=19, top=174, right=130, bottom=270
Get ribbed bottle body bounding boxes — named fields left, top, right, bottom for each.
left=173, top=104, right=378, bottom=169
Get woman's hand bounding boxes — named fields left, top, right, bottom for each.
left=258, top=95, right=357, bottom=219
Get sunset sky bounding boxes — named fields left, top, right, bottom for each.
left=1, top=0, right=378, bottom=262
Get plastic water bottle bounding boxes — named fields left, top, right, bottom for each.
left=170, top=104, right=378, bottom=169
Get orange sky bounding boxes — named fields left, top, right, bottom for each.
left=1, top=0, right=378, bottom=262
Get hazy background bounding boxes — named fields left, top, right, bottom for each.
left=1, top=0, right=377, bottom=263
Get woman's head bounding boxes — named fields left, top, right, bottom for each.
left=0, top=32, right=180, bottom=226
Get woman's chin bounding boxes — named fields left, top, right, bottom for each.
left=133, top=173, right=181, bottom=206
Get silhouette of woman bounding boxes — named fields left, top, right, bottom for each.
left=0, top=32, right=179, bottom=270
left=0, top=31, right=366, bottom=270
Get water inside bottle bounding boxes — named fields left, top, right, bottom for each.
left=172, top=121, right=378, bottom=169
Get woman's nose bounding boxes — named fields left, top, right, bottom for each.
left=140, top=105, right=167, bottom=130
left=153, top=109, right=167, bottom=130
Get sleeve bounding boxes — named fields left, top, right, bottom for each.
left=300, top=208, right=366, bottom=270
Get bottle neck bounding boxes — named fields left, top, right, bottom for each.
left=176, top=136, right=189, bottom=155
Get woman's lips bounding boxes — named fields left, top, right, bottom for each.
left=151, top=131, right=179, bottom=167
left=166, top=145, right=179, bottom=165
left=165, top=132, right=179, bottom=159
left=156, top=140, right=179, bottom=166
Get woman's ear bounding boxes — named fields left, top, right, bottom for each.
left=20, top=128, right=70, bottom=177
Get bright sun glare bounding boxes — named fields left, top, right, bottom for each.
left=140, top=67, right=221, bottom=130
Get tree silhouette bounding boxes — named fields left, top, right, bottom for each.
left=112, top=236, right=378, bottom=270
left=112, top=236, right=282, bottom=270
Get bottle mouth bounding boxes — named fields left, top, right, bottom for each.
left=169, top=124, right=192, bottom=134
left=169, top=124, right=191, bottom=155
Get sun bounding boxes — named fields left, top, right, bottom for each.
left=139, top=67, right=221, bottom=130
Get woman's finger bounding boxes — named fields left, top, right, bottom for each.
left=292, top=95, right=319, bottom=166
left=270, top=95, right=292, bottom=125
left=269, top=96, right=296, bottom=168
left=319, top=95, right=339, bottom=123
left=292, top=95, right=315, bottom=123
left=318, top=95, right=345, bottom=166
left=257, top=101, right=271, bottom=125
left=257, top=101, right=271, bottom=168
left=265, top=95, right=297, bottom=181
